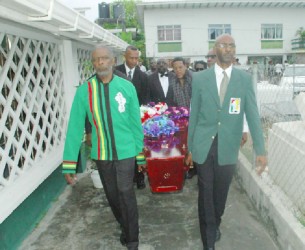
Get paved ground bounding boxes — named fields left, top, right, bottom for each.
left=19, top=173, right=279, bottom=250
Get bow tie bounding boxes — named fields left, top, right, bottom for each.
left=160, top=72, right=168, bottom=77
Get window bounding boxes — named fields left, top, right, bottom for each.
left=158, top=25, right=181, bottom=41
left=261, top=24, right=283, bottom=39
left=208, top=24, right=231, bottom=40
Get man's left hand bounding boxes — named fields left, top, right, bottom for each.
left=240, top=132, right=248, bottom=147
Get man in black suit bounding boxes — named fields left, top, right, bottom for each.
left=116, top=45, right=148, bottom=189
left=116, top=46, right=148, bottom=105
left=147, top=58, right=175, bottom=106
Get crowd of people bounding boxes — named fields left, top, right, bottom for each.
left=62, top=34, right=267, bottom=250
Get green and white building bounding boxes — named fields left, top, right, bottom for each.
left=136, top=0, right=305, bottom=65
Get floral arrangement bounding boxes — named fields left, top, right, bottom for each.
left=142, top=115, right=178, bottom=138
left=164, top=106, right=189, bottom=131
left=163, top=106, right=189, bottom=119
left=140, top=102, right=168, bottom=123
left=140, top=104, right=189, bottom=144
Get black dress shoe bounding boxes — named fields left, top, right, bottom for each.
left=120, top=232, right=127, bottom=246
left=215, top=228, right=221, bottom=242
left=203, top=245, right=215, bottom=250
left=136, top=178, right=146, bottom=189
left=185, top=167, right=197, bottom=179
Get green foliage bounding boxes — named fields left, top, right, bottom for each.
left=296, top=27, right=305, bottom=40
left=83, top=60, right=94, bottom=75
left=102, top=23, right=117, bottom=29
left=116, top=0, right=140, bottom=28
left=118, top=32, right=133, bottom=44
left=113, top=0, right=147, bottom=65
left=95, top=0, right=147, bottom=65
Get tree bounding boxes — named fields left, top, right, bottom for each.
left=296, top=27, right=305, bottom=40
left=96, top=0, right=146, bottom=66
left=109, top=0, right=147, bottom=66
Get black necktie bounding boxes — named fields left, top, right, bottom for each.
left=128, top=70, right=132, bottom=79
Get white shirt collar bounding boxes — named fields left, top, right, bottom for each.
left=214, top=63, right=233, bottom=78
left=125, top=63, right=135, bottom=75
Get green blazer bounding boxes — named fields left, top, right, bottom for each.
left=187, top=67, right=265, bottom=165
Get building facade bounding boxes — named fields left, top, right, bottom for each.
left=136, top=0, right=305, bottom=66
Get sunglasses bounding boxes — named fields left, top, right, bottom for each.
left=195, top=68, right=204, bottom=71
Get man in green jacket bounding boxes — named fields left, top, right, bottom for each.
left=186, top=34, right=267, bottom=250
left=62, top=45, right=145, bottom=250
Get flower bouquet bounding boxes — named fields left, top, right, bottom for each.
left=143, top=115, right=179, bottom=152
left=140, top=102, right=168, bottom=123
left=142, top=115, right=178, bottom=138
left=163, top=106, right=189, bottom=131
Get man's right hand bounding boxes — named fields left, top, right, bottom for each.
left=138, top=163, right=147, bottom=174
left=64, top=174, right=77, bottom=185
left=184, top=152, right=193, bottom=166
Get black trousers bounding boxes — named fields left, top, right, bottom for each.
left=96, top=158, right=139, bottom=249
left=196, top=137, right=235, bottom=248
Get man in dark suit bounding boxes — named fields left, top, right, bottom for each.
left=186, top=34, right=267, bottom=250
left=147, top=58, right=175, bottom=106
left=116, top=46, right=148, bottom=106
left=116, top=45, right=148, bottom=189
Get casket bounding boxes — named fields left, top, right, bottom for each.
left=141, top=105, right=190, bottom=193
left=144, top=130, right=189, bottom=193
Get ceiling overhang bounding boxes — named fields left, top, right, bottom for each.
left=0, top=0, right=129, bottom=52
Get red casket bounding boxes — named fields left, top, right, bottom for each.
left=144, top=129, right=189, bottom=193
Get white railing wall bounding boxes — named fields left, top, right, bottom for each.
left=240, top=65, right=305, bottom=219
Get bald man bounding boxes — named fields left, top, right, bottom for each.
left=186, top=34, right=267, bottom=250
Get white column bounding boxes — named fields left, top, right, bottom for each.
left=60, top=40, right=80, bottom=116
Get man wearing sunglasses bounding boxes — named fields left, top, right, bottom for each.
left=194, top=60, right=207, bottom=72
left=206, top=49, right=217, bottom=68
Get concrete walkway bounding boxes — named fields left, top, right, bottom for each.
left=19, top=173, right=279, bottom=250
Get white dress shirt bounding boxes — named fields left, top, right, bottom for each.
left=158, top=73, right=169, bottom=97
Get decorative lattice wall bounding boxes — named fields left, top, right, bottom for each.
left=77, top=48, right=94, bottom=86
left=0, top=32, right=66, bottom=188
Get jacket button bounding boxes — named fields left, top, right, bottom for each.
left=211, top=136, right=215, bottom=139
left=218, top=122, right=221, bottom=125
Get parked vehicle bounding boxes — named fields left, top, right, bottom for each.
left=280, top=64, right=305, bottom=94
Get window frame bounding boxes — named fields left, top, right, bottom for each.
left=208, top=24, right=231, bottom=41
left=157, top=25, right=181, bottom=42
left=261, top=24, right=283, bottom=40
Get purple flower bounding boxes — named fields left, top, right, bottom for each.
left=142, top=115, right=179, bottom=137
